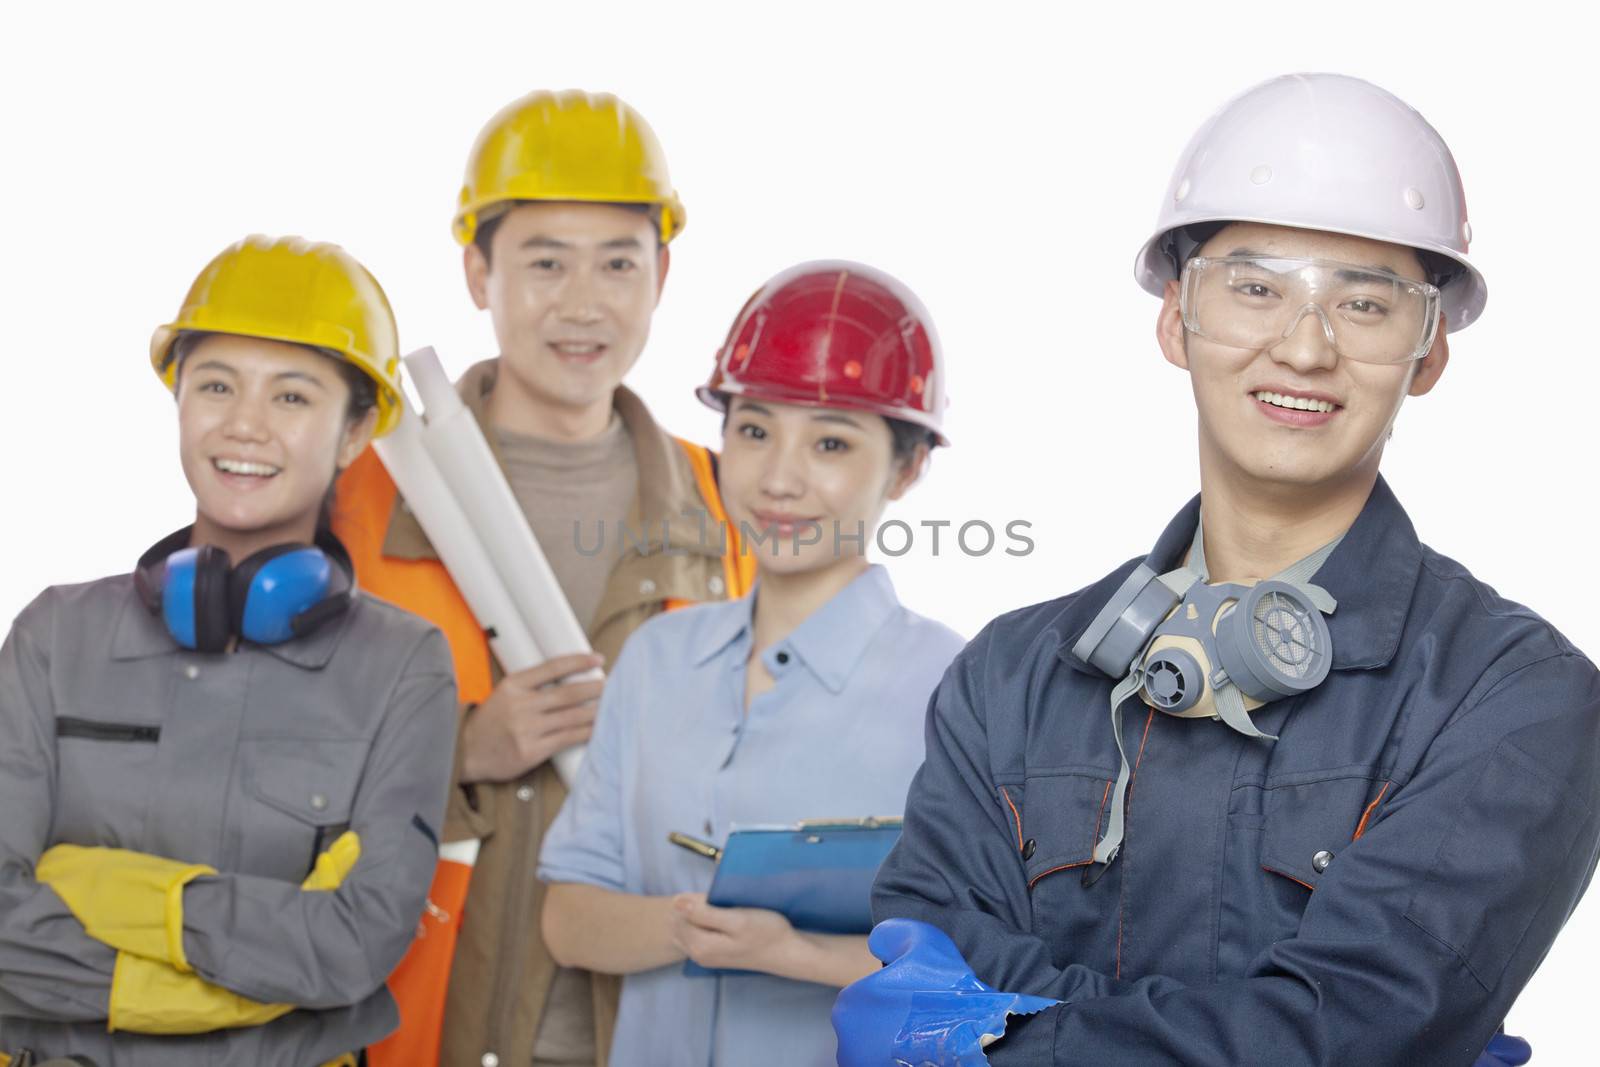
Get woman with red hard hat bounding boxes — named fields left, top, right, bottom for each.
left=537, top=261, right=966, bottom=1066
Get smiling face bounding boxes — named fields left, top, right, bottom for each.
left=465, top=201, right=669, bottom=437
left=176, top=333, right=375, bottom=556
left=1157, top=223, right=1450, bottom=496
left=719, top=397, right=925, bottom=578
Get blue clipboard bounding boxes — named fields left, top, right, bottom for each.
left=682, top=817, right=902, bottom=978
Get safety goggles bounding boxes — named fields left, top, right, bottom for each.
left=1180, top=255, right=1441, bottom=365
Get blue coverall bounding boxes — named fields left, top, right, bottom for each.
left=872, top=477, right=1600, bottom=1065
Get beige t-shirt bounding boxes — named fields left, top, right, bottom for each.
left=495, top=413, right=638, bottom=633
left=494, top=413, right=637, bottom=1065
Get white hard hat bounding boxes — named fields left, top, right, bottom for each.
left=1134, top=73, right=1487, bottom=331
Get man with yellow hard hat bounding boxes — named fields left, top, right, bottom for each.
left=334, top=91, right=753, bottom=1067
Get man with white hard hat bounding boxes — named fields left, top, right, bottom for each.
left=834, top=73, right=1596, bottom=1066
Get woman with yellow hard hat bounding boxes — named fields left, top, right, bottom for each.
left=0, top=236, right=457, bottom=1067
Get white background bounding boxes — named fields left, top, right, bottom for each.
left=2, top=2, right=1595, bottom=1058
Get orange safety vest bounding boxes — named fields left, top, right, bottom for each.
left=333, top=438, right=754, bottom=1067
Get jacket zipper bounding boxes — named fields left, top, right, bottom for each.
left=56, top=717, right=161, bottom=743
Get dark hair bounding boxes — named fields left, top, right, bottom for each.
left=472, top=201, right=663, bottom=267
left=1169, top=221, right=1460, bottom=289
left=167, top=330, right=378, bottom=537
left=884, top=416, right=937, bottom=463
left=719, top=398, right=935, bottom=465
left=1414, top=249, right=1464, bottom=292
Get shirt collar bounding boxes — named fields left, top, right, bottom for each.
left=688, top=593, right=754, bottom=668
left=110, top=577, right=355, bottom=670
left=252, top=605, right=354, bottom=669
left=1056, top=475, right=1420, bottom=675
left=688, top=564, right=903, bottom=694
left=110, top=588, right=183, bottom=660
left=776, top=565, right=903, bottom=694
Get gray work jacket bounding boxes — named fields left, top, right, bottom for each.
left=0, top=568, right=458, bottom=1066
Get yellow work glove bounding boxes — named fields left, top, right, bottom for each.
left=301, top=831, right=361, bottom=891
left=108, top=951, right=293, bottom=1034
left=35, top=845, right=215, bottom=972
left=104, top=832, right=363, bottom=1035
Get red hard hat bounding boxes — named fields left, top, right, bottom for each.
left=697, top=261, right=948, bottom=446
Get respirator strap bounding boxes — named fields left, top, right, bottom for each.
left=1091, top=669, right=1148, bottom=867
left=1091, top=670, right=1275, bottom=872
left=1157, top=566, right=1203, bottom=599
left=1215, top=683, right=1277, bottom=740
left=1276, top=560, right=1337, bottom=613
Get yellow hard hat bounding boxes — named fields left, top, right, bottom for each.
left=150, top=235, right=404, bottom=437
left=453, top=90, right=686, bottom=246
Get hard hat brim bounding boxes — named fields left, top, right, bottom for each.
left=453, top=192, right=686, bottom=247
left=148, top=322, right=403, bottom=438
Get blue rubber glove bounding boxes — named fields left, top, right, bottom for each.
left=833, top=918, right=1058, bottom=1067
left=1474, top=1032, right=1532, bottom=1066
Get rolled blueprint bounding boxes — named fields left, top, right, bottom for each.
left=373, top=404, right=548, bottom=673
left=399, top=347, right=595, bottom=786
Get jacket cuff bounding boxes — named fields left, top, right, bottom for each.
left=987, top=1002, right=1060, bottom=1066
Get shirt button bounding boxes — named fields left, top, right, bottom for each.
left=775, top=650, right=790, bottom=665
left=481, top=1054, right=500, bottom=1067
left=310, top=794, right=328, bottom=812
left=1312, top=850, right=1334, bottom=873
left=516, top=785, right=534, bottom=802
left=639, top=578, right=657, bottom=596
left=708, top=576, right=726, bottom=596
left=703, top=819, right=713, bottom=835
left=1021, top=838, right=1037, bottom=860
left=183, top=664, right=200, bottom=680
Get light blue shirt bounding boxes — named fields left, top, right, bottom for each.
left=538, top=564, right=965, bottom=1067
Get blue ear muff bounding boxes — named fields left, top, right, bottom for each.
left=162, top=545, right=234, bottom=653
left=161, top=547, right=202, bottom=650
left=230, top=545, right=334, bottom=645
left=137, top=528, right=354, bottom=652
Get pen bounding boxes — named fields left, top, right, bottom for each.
left=667, top=831, right=722, bottom=862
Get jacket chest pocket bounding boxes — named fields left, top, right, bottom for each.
left=232, top=738, right=368, bottom=881
left=1003, top=772, right=1116, bottom=967
left=52, top=716, right=163, bottom=847
left=1218, top=772, right=1383, bottom=975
